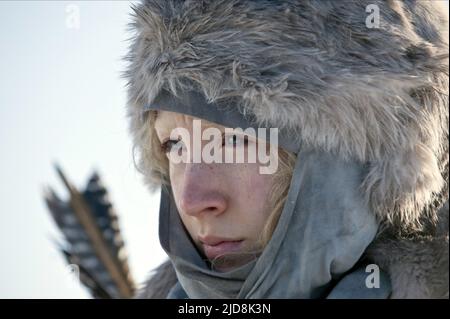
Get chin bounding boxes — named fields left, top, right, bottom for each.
left=208, top=250, right=260, bottom=272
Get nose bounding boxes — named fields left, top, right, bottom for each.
left=177, top=164, right=228, bottom=217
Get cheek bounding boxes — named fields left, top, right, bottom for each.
left=169, top=162, right=274, bottom=229
left=231, top=164, right=274, bottom=218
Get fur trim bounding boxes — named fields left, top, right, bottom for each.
left=124, top=0, right=448, bottom=232
left=367, top=235, right=449, bottom=299
left=134, top=259, right=178, bottom=299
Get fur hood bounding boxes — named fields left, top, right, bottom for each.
left=124, top=0, right=449, bottom=298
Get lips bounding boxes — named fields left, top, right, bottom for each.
left=199, top=236, right=244, bottom=260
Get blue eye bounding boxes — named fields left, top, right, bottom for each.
left=161, top=138, right=183, bottom=154
left=222, top=134, right=248, bottom=147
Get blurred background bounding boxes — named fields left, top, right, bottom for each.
left=0, top=1, right=166, bottom=298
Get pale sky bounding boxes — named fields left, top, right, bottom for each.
left=0, top=1, right=166, bottom=298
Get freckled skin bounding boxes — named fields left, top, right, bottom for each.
left=154, top=111, right=276, bottom=271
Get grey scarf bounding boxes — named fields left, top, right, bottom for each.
left=159, top=147, right=383, bottom=298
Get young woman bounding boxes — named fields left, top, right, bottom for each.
left=124, top=0, right=449, bottom=298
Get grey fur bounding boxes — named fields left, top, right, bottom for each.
left=123, top=0, right=449, bottom=298
left=134, top=259, right=178, bottom=299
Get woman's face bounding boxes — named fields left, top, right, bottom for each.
left=154, top=110, right=276, bottom=272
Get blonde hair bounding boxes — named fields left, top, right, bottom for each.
left=258, top=148, right=296, bottom=247
left=140, top=110, right=296, bottom=249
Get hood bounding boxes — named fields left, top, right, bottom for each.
left=124, top=0, right=449, bottom=298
